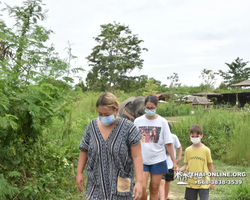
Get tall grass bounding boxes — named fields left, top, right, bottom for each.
left=228, top=181, right=250, bottom=200
left=226, top=118, right=250, bottom=166
left=113, top=90, right=134, bottom=103
left=172, top=109, right=250, bottom=166
left=157, top=102, right=192, bottom=117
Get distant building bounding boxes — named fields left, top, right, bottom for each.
left=193, top=91, right=250, bottom=107
left=186, top=95, right=212, bottom=109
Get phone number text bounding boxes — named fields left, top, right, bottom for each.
left=195, top=180, right=243, bottom=185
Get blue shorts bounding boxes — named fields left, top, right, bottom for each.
left=143, top=160, right=168, bottom=174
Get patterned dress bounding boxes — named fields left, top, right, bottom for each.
left=79, top=117, right=142, bottom=200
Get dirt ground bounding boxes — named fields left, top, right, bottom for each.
left=147, top=192, right=182, bottom=200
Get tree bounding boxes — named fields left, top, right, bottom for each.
left=167, top=72, right=181, bottom=88
left=1, top=0, right=85, bottom=144
left=218, top=57, right=250, bottom=86
left=0, top=39, right=13, bottom=60
left=214, top=81, right=229, bottom=93
left=167, top=72, right=181, bottom=100
left=199, top=69, right=216, bottom=93
left=152, top=78, right=167, bottom=93
left=0, top=1, right=83, bottom=198
left=143, top=78, right=159, bottom=96
left=122, top=75, right=149, bottom=95
left=2, top=0, right=83, bottom=88
left=86, top=22, right=148, bottom=92
left=75, top=81, right=88, bottom=92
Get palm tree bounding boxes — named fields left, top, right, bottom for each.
left=174, top=171, right=183, bottom=181
left=175, top=171, right=189, bottom=185
left=182, top=173, right=189, bottom=182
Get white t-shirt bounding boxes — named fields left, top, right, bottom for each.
left=166, top=133, right=181, bottom=169
left=134, top=114, right=173, bottom=165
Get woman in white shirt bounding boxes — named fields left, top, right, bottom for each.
left=134, top=95, right=177, bottom=200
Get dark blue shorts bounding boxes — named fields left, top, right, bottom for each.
left=143, top=160, right=168, bottom=174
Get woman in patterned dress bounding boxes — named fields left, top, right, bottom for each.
left=76, top=93, right=143, bottom=200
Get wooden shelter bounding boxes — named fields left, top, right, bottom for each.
left=231, top=80, right=250, bottom=105
left=192, top=96, right=212, bottom=108
left=186, top=96, right=212, bottom=108
left=194, top=92, right=222, bottom=96
left=231, top=80, right=250, bottom=87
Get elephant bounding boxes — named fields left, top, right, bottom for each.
left=118, top=96, right=146, bottom=122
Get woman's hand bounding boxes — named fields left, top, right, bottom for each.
left=133, top=182, right=143, bottom=200
left=173, top=161, right=178, bottom=172
left=76, top=173, right=84, bottom=192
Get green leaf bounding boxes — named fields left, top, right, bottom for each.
left=7, top=171, right=21, bottom=178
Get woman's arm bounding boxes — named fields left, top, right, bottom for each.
left=166, top=143, right=177, bottom=171
left=131, top=142, right=143, bottom=183
left=76, top=151, right=88, bottom=192
left=131, top=142, right=143, bottom=200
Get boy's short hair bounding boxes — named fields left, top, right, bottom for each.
left=190, top=124, right=203, bottom=135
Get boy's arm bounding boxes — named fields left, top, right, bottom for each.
left=179, top=164, right=187, bottom=171
left=176, top=146, right=182, bottom=165
left=208, top=163, right=215, bottom=179
left=208, top=163, right=214, bottom=176
left=208, top=163, right=215, bottom=190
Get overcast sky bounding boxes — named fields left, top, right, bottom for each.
left=3, top=0, right=250, bottom=87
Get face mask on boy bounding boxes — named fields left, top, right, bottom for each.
left=190, top=137, right=200, bottom=144
left=99, top=114, right=116, bottom=126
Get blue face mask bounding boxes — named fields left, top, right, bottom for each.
left=145, top=109, right=156, bottom=117
left=99, top=114, right=116, bottom=126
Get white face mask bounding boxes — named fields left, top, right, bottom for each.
left=190, top=137, right=200, bottom=144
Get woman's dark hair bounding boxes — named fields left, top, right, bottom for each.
left=168, top=122, right=172, bottom=132
left=144, top=95, right=158, bottom=106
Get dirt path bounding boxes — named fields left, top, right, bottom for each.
left=147, top=192, right=182, bottom=200
left=168, top=192, right=178, bottom=199
left=146, top=180, right=186, bottom=200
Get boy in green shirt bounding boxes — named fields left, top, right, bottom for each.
left=179, top=124, right=215, bottom=200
